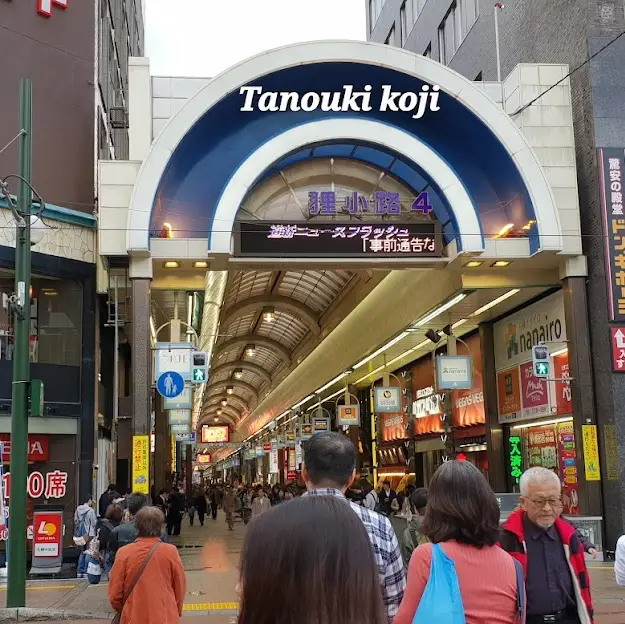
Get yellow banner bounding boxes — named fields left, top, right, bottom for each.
left=132, top=435, right=150, bottom=494
left=171, top=434, right=176, bottom=472
left=582, top=425, right=601, bottom=481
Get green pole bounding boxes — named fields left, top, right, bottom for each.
left=7, top=78, right=32, bottom=609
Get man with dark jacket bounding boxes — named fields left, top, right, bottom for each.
left=98, top=484, right=116, bottom=517
left=500, top=467, right=593, bottom=624
left=107, top=493, right=147, bottom=564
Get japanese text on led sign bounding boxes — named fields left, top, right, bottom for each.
left=239, top=84, right=441, bottom=119
left=599, top=148, right=625, bottom=321
left=235, top=221, right=442, bottom=259
left=509, top=436, right=523, bottom=484
left=308, top=191, right=432, bottom=216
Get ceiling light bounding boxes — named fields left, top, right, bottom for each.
left=193, top=261, right=208, bottom=268
left=217, top=408, right=223, bottom=415
left=353, top=331, right=410, bottom=370
left=452, top=318, right=468, bottom=329
left=160, top=222, right=173, bottom=238
left=220, top=399, right=227, bottom=407
left=262, top=306, right=276, bottom=322
left=550, top=347, right=568, bottom=357
left=471, top=289, right=520, bottom=317
left=163, top=261, right=179, bottom=269
left=292, top=395, right=314, bottom=410
left=214, top=416, right=219, bottom=422
left=226, top=385, right=234, bottom=395
left=233, top=368, right=244, bottom=379
left=495, top=223, right=514, bottom=238
left=149, top=316, right=157, bottom=341
left=464, top=261, right=483, bottom=268
left=412, top=293, right=467, bottom=329
left=491, top=260, right=511, bottom=267
left=316, top=372, right=348, bottom=394
left=522, top=220, right=536, bottom=231
left=245, top=344, right=256, bottom=357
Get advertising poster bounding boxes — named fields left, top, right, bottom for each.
left=520, top=362, right=550, bottom=420
left=527, top=426, right=557, bottom=469
left=132, top=435, right=150, bottom=494
left=557, top=421, right=579, bottom=515
left=554, top=353, right=572, bottom=415
left=382, top=412, right=408, bottom=441
left=269, top=450, right=279, bottom=474
left=452, top=334, right=485, bottom=427
left=374, top=386, right=402, bottom=412
left=497, top=368, right=522, bottom=423
left=32, top=511, right=63, bottom=558
left=411, top=357, right=444, bottom=435
left=201, top=425, right=230, bottom=444
left=582, top=424, right=601, bottom=481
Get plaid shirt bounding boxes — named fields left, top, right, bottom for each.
left=305, top=488, right=406, bottom=620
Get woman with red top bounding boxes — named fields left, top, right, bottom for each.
left=394, top=460, right=522, bottom=624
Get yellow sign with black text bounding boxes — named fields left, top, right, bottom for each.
left=132, top=435, right=150, bottom=494
left=582, top=425, right=601, bottom=481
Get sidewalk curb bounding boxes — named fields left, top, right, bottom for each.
left=0, top=608, right=111, bottom=621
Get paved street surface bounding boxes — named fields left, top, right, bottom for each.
left=1, top=510, right=624, bottom=622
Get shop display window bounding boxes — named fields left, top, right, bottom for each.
left=0, top=276, right=82, bottom=367
left=508, top=419, right=579, bottom=515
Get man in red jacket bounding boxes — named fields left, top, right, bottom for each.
left=501, top=466, right=593, bottom=624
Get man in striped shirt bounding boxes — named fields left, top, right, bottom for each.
left=302, top=432, right=406, bottom=621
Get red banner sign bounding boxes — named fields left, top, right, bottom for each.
left=610, top=327, right=625, bottom=372
left=554, top=353, right=572, bottom=415
left=32, top=511, right=63, bottom=558
left=0, top=435, right=49, bottom=462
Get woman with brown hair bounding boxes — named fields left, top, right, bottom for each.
left=108, top=506, right=186, bottom=623
left=394, top=459, right=522, bottom=624
left=238, top=495, right=386, bottom=624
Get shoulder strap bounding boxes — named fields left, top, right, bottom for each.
left=120, top=542, right=160, bottom=610
left=513, top=558, right=526, bottom=623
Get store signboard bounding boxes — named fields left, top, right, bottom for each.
left=582, top=425, right=601, bottom=481
left=234, top=221, right=442, bottom=258
left=201, top=425, right=230, bottom=444
left=381, top=412, right=408, bottom=441
left=132, top=436, right=150, bottom=495
left=269, top=450, right=279, bottom=474
left=558, top=421, right=580, bottom=515
left=527, top=426, right=557, bottom=468
left=0, top=435, right=49, bottom=463
left=436, top=355, right=472, bottom=389
left=337, top=404, right=361, bottom=427
left=154, top=343, right=194, bottom=381
left=163, top=385, right=193, bottom=410
left=452, top=334, right=485, bottom=427
left=168, top=409, right=191, bottom=426
left=374, top=386, right=402, bottom=412
left=610, top=327, right=625, bottom=372
left=508, top=435, right=523, bottom=485
left=493, top=292, right=566, bottom=371
left=554, top=353, right=572, bottom=415
left=497, top=368, right=522, bottom=424
left=598, top=148, right=625, bottom=321
left=32, top=511, right=63, bottom=557
left=412, top=358, right=444, bottom=435
left=519, top=362, right=550, bottom=420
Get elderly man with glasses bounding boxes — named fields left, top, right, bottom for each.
left=501, top=466, right=594, bottom=624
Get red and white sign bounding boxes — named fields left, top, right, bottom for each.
left=2, top=471, right=68, bottom=500
left=610, top=327, right=625, bottom=372
left=0, top=435, right=49, bottom=463
left=554, top=353, right=573, bottom=415
left=32, top=511, right=63, bottom=558
left=520, top=362, right=550, bottom=419
left=37, top=0, right=67, bottom=17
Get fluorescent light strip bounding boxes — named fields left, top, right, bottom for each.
left=471, top=289, right=520, bottom=317
left=412, top=293, right=467, bottom=329
left=315, top=372, right=349, bottom=394
left=354, top=331, right=410, bottom=370
left=512, top=417, right=572, bottom=430
left=149, top=316, right=156, bottom=341
left=453, top=318, right=468, bottom=329
left=550, top=347, right=568, bottom=357
left=292, top=394, right=314, bottom=410
left=307, top=388, right=344, bottom=411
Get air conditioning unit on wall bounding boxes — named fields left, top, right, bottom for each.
left=109, top=106, right=128, bottom=129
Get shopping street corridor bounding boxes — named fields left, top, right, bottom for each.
left=2, top=511, right=625, bottom=623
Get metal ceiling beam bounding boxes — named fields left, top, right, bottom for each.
left=215, top=334, right=292, bottom=366
left=203, top=393, right=249, bottom=412
left=221, top=295, right=321, bottom=336
left=209, top=360, right=272, bottom=386
left=205, top=379, right=259, bottom=401
left=200, top=404, right=241, bottom=422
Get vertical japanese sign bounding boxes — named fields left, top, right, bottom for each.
left=497, top=368, right=522, bottom=423
left=558, top=421, right=580, bottom=515
left=610, top=327, right=625, bottom=372
left=582, top=425, right=601, bottom=481
left=599, top=148, right=625, bottom=321
left=519, top=362, right=550, bottom=420
left=508, top=435, right=523, bottom=485
left=132, top=436, right=150, bottom=494
left=554, top=353, right=572, bottom=414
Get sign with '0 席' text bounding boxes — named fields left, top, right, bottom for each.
left=239, top=84, right=441, bottom=119
left=234, top=222, right=442, bottom=259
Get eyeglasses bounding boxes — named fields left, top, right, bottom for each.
left=526, top=497, right=563, bottom=509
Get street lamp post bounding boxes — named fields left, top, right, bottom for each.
left=6, top=78, right=33, bottom=608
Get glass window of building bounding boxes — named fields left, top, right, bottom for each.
left=0, top=277, right=82, bottom=367
left=369, top=0, right=386, bottom=31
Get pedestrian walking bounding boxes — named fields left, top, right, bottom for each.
left=209, top=486, right=220, bottom=520
left=223, top=486, right=237, bottom=530
left=166, top=488, right=184, bottom=536
left=108, top=506, right=186, bottom=624
left=238, top=495, right=387, bottom=624
left=501, top=466, right=594, bottom=624
left=195, top=489, right=208, bottom=526
left=73, top=495, right=98, bottom=578
left=301, top=432, right=405, bottom=621
left=401, top=487, right=428, bottom=567
left=97, top=503, right=123, bottom=578
left=251, top=485, right=270, bottom=518
left=394, top=460, right=523, bottom=624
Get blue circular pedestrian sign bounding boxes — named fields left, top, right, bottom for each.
left=157, top=371, right=184, bottom=399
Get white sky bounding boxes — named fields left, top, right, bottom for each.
left=144, top=0, right=367, bottom=77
